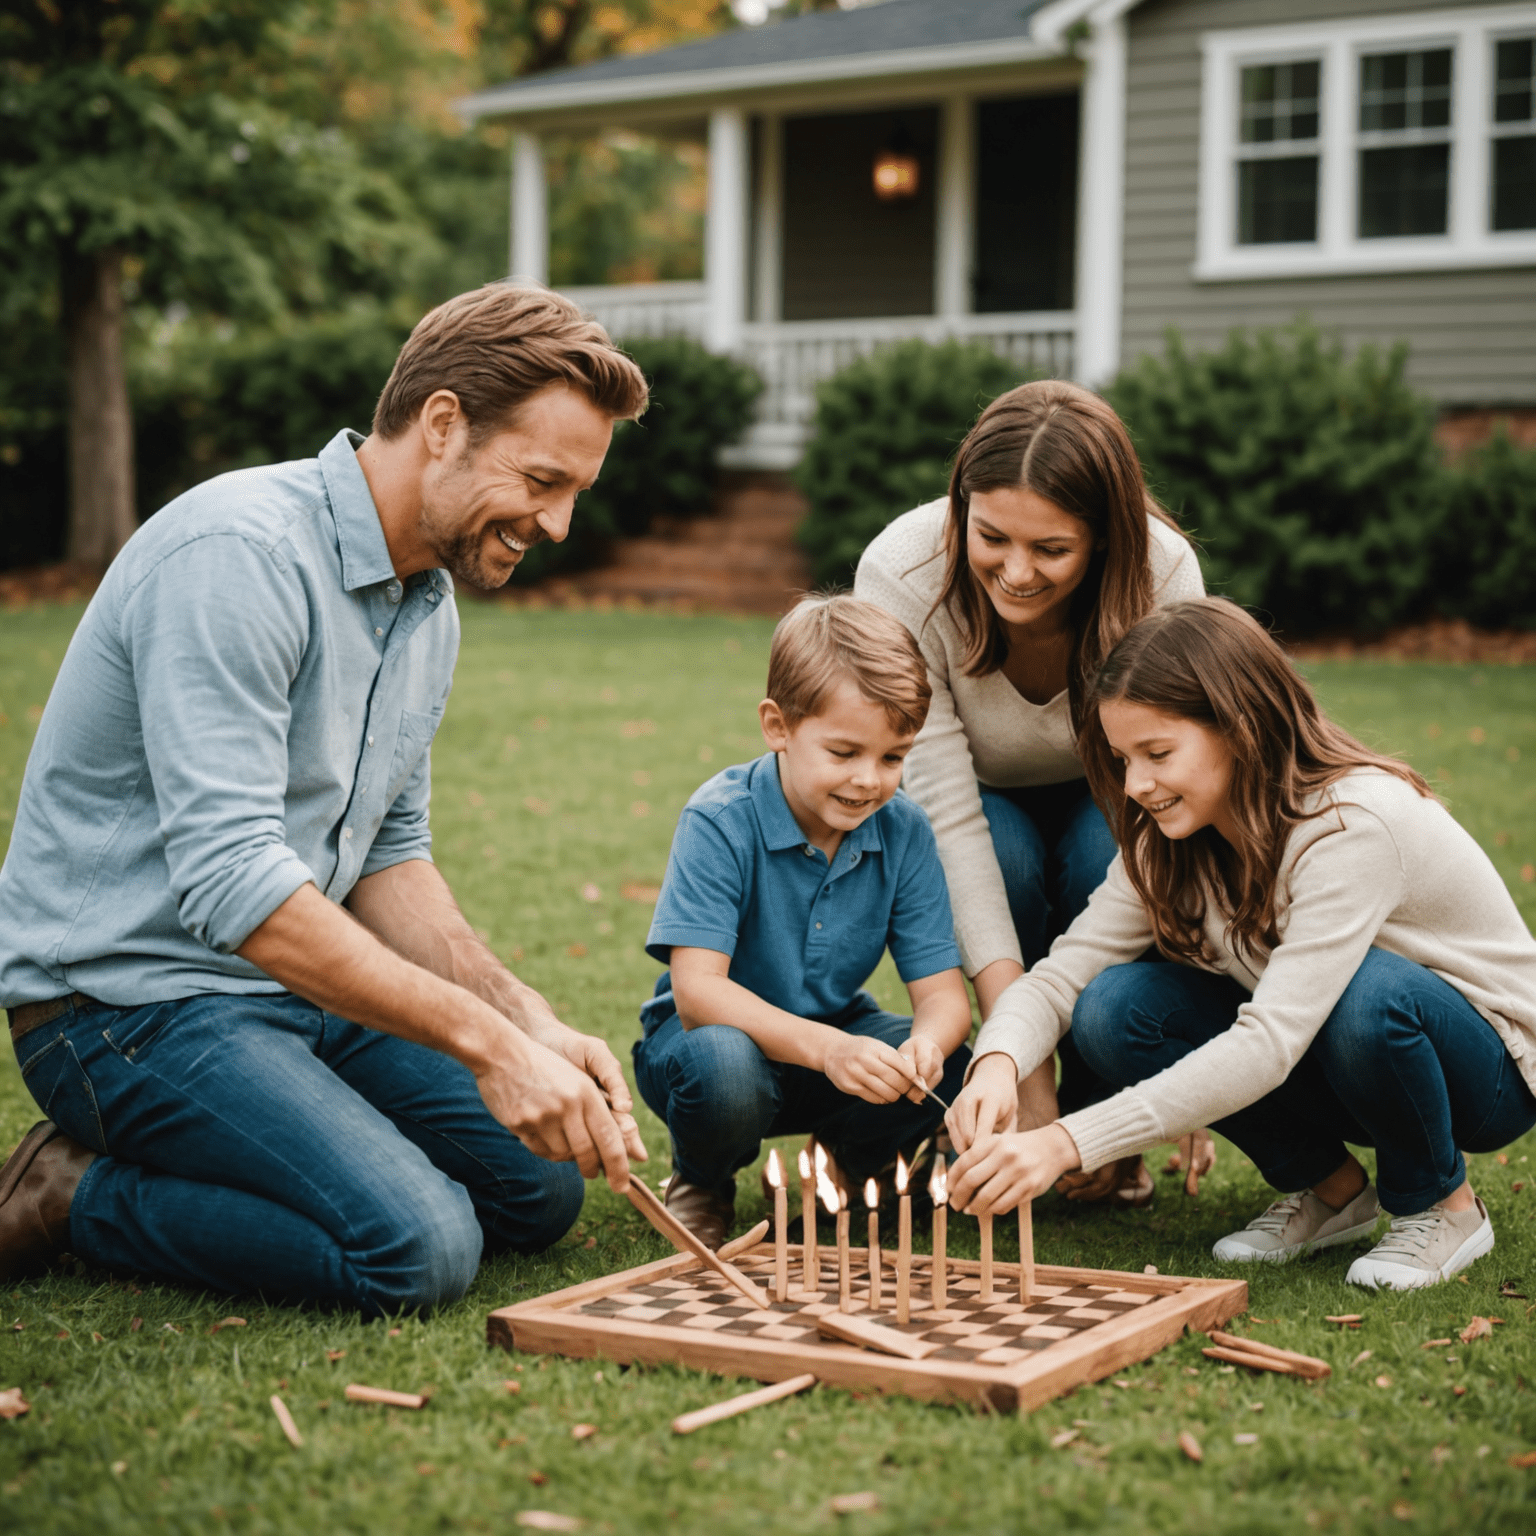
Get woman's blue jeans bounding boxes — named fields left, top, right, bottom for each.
left=17, top=993, right=585, bottom=1314
left=633, top=993, right=971, bottom=1199
left=980, top=780, right=1119, bottom=1114
left=1070, top=948, right=1536, bottom=1215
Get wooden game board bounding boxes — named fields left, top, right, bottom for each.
left=488, top=1243, right=1247, bottom=1414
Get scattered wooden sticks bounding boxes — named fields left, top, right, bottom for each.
left=344, top=1384, right=429, bottom=1409
left=624, top=1175, right=771, bottom=1309
left=1204, top=1331, right=1330, bottom=1380
left=816, top=1311, right=943, bottom=1361
left=269, top=1394, right=303, bottom=1447
left=718, top=1219, right=771, bottom=1262
left=670, top=1373, right=817, bottom=1435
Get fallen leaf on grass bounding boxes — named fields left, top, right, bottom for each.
left=1233, top=1433, right=1259, bottom=1446
left=1375, top=1375, right=1393, bottom=1389
left=326, top=1350, right=345, bottom=1362
left=1421, top=1338, right=1453, bottom=1349
left=160, top=1324, right=180, bottom=1335
left=516, top=1514, right=581, bottom=1532
left=1430, top=1444, right=1451, bottom=1467
left=1453, top=1386, right=1468, bottom=1397
left=1497, top=1153, right=1509, bottom=1165
left=620, top=883, right=661, bottom=904
left=0, top=1388, right=30, bottom=1420
left=1500, top=1282, right=1527, bottom=1298
left=1352, top=1350, right=1373, bottom=1366
left=91, top=1332, right=104, bottom=1344
left=1178, top=1431, right=1203, bottom=1463
left=129, top=1318, right=142, bottom=1333
left=1460, top=1317, right=1495, bottom=1344
left=1049, top=1428, right=1080, bottom=1449
left=528, top=1471, right=548, bottom=1486
left=570, top=1423, right=597, bottom=1441
left=111, top=1461, right=127, bottom=1476
left=1509, top=1450, right=1536, bottom=1469
left=505, top=1380, right=522, bottom=1395
left=1391, top=1501, right=1414, bottom=1522
left=582, top=1237, right=596, bottom=1250
left=829, top=1492, right=879, bottom=1514
left=416, top=1464, right=436, bottom=1476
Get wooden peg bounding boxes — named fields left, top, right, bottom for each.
left=978, top=1211, right=994, bottom=1302
left=816, top=1311, right=943, bottom=1360
left=718, top=1219, right=771, bottom=1262
left=670, top=1373, right=816, bottom=1435
left=1018, top=1199, right=1034, bottom=1303
left=625, top=1175, right=771, bottom=1309
left=344, top=1384, right=428, bottom=1409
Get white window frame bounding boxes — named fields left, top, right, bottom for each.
left=1196, top=4, right=1536, bottom=281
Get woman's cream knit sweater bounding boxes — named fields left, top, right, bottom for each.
left=854, top=497, right=1203, bottom=977
left=972, top=771, right=1536, bottom=1173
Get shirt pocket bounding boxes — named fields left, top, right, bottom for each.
left=385, top=708, right=441, bottom=805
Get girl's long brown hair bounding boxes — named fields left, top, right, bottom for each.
left=1078, top=597, right=1433, bottom=966
left=933, top=380, right=1186, bottom=728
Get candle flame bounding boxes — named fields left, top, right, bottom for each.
left=818, top=1171, right=841, bottom=1216
left=928, top=1157, right=949, bottom=1207
left=766, top=1148, right=784, bottom=1189
left=864, top=1177, right=879, bottom=1210
left=798, top=1147, right=812, bottom=1180
left=895, top=1152, right=909, bottom=1195
left=814, top=1143, right=828, bottom=1174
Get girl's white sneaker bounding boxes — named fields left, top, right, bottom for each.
left=1345, top=1196, right=1494, bottom=1290
left=1211, top=1185, right=1381, bottom=1264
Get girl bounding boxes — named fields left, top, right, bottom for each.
left=856, top=381, right=1207, bottom=1205
left=948, top=597, right=1536, bottom=1289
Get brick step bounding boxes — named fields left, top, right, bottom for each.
left=568, top=571, right=805, bottom=611
left=605, top=543, right=808, bottom=579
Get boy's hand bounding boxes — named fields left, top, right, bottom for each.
left=896, top=1035, right=946, bottom=1105
left=824, top=1032, right=920, bottom=1104
left=945, top=1051, right=1019, bottom=1153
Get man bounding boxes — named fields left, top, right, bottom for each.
left=0, top=284, right=649, bottom=1313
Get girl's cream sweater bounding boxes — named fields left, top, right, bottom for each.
left=854, top=498, right=1203, bottom=976
left=972, top=770, right=1536, bottom=1172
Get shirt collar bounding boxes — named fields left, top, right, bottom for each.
left=749, top=752, right=887, bottom=858
left=319, top=429, right=404, bottom=593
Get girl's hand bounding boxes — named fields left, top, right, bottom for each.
left=823, top=1032, right=917, bottom=1104
left=896, top=1035, right=946, bottom=1105
left=949, top=1123, right=1082, bottom=1215
left=945, top=1052, right=1019, bottom=1153
left=1165, top=1127, right=1217, bottom=1196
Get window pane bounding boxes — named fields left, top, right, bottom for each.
left=1238, top=156, right=1319, bottom=242
left=1360, top=49, right=1453, bottom=132
left=1240, top=60, right=1321, bottom=143
left=1495, top=38, right=1535, bottom=124
left=1493, top=134, right=1536, bottom=229
left=1359, top=143, right=1450, bottom=235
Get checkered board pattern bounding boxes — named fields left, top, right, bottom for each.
left=574, top=1253, right=1157, bottom=1366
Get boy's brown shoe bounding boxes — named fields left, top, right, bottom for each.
left=663, top=1178, right=734, bottom=1251
left=0, top=1121, right=96, bottom=1280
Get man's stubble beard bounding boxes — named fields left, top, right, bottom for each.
left=418, top=455, right=543, bottom=592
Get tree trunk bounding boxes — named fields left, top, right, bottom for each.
left=64, top=245, right=137, bottom=568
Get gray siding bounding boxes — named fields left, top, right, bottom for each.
left=1122, top=0, right=1536, bottom=406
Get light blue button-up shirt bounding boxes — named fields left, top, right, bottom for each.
left=0, top=430, right=459, bottom=1008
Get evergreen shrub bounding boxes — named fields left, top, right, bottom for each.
left=1436, top=429, right=1536, bottom=630
left=794, top=338, right=1027, bottom=587
left=1106, top=323, right=1444, bottom=635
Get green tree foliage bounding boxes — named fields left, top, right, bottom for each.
left=1436, top=429, right=1536, bottom=630
left=519, top=334, right=763, bottom=580
left=794, top=339, right=1028, bottom=587
left=1107, top=323, right=1446, bottom=636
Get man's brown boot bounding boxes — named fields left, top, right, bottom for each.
left=663, top=1178, right=734, bottom=1251
left=0, top=1121, right=97, bottom=1280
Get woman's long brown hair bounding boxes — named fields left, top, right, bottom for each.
left=932, top=380, right=1186, bottom=728
left=1078, top=598, right=1433, bottom=966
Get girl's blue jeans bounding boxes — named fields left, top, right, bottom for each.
left=18, top=992, right=584, bottom=1314
left=1070, top=948, right=1536, bottom=1215
left=980, top=780, right=1119, bottom=1114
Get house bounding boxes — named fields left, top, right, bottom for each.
left=460, top=0, right=1536, bottom=467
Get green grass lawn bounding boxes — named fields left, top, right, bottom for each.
left=1, top=602, right=1535, bottom=1536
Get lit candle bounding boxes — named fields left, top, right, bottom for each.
left=864, top=1178, right=882, bottom=1311
left=978, top=1209, right=994, bottom=1302
left=1019, top=1197, right=1034, bottom=1303
left=928, top=1157, right=948, bottom=1314
left=895, top=1153, right=911, bottom=1325
left=798, top=1145, right=817, bottom=1293
left=766, top=1149, right=788, bottom=1302
left=821, top=1179, right=850, bottom=1314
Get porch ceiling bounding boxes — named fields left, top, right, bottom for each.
left=458, top=0, right=1066, bottom=125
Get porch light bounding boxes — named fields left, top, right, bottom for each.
left=872, top=148, right=920, bottom=201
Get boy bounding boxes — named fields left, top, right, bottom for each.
left=633, top=595, right=973, bottom=1247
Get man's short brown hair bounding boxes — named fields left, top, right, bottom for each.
left=766, top=594, right=932, bottom=737
left=373, top=283, right=649, bottom=442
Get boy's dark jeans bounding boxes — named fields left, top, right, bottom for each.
left=632, top=993, right=971, bottom=1199
left=1070, top=948, right=1536, bottom=1215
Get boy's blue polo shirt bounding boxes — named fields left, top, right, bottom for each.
left=641, top=753, right=961, bottom=1036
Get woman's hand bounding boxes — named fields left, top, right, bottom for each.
left=1165, top=1127, right=1217, bottom=1196
left=896, top=1034, right=946, bottom=1106
left=949, top=1123, right=1082, bottom=1214
left=945, top=1052, right=1019, bottom=1153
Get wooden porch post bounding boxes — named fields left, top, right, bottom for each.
left=706, top=107, right=749, bottom=352
left=1074, top=2, right=1130, bottom=385
left=511, top=129, right=549, bottom=285
left=935, top=95, right=975, bottom=319
left=753, top=113, right=783, bottom=325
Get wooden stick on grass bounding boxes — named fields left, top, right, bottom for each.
left=344, top=1384, right=428, bottom=1409
left=269, top=1394, right=303, bottom=1447
left=625, top=1175, right=771, bottom=1309
left=1207, top=1331, right=1331, bottom=1380
left=670, top=1373, right=817, bottom=1435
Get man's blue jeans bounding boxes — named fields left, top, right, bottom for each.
left=632, top=994, right=971, bottom=1198
left=17, top=993, right=584, bottom=1314
left=1069, top=948, right=1536, bottom=1215
left=980, top=780, right=1119, bottom=1114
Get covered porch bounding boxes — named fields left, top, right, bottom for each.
left=460, top=0, right=1131, bottom=467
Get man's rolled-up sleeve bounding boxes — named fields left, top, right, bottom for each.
left=121, top=535, right=317, bottom=953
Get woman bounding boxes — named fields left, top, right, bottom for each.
left=855, top=380, right=1206, bottom=1204
left=948, top=598, right=1536, bottom=1288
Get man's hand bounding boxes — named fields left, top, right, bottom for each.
left=896, top=1034, right=946, bottom=1106
left=532, top=1021, right=648, bottom=1165
left=823, top=1032, right=920, bottom=1104
left=949, top=1122, right=1081, bottom=1215
left=945, top=1051, right=1018, bottom=1152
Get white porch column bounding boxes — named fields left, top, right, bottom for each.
left=753, top=113, right=783, bottom=325
left=510, top=130, right=548, bottom=285
left=706, top=107, right=750, bottom=352
left=1074, top=4, right=1129, bottom=386
left=935, top=95, right=975, bottom=318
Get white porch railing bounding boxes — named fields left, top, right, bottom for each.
left=564, top=281, right=1077, bottom=462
